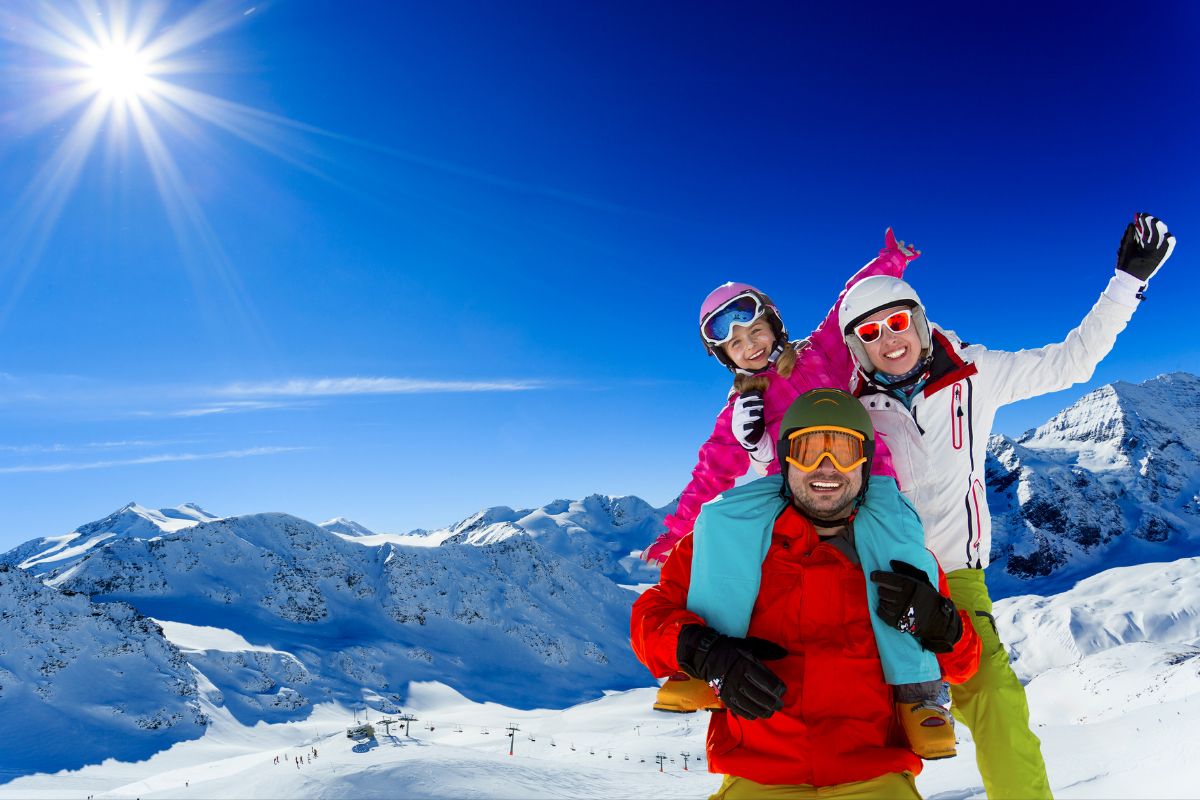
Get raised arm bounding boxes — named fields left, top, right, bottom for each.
left=975, top=214, right=1175, bottom=408
left=799, top=228, right=920, bottom=394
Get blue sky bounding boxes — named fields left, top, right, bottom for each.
left=0, top=1, right=1195, bottom=549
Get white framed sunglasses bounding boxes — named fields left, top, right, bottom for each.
left=852, top=309, right=913, bottom=344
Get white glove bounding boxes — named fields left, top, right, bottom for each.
left=732, top=390, right=767, bottom=450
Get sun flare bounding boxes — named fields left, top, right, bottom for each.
left=0, top=0, right=320, bottom=284
left=84, top=42, right=152, bottom=100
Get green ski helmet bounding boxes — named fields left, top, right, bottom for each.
left=777, top=388, right=875, bottom=509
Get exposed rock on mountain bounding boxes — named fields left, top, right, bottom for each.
left=986, top=373, right=1200, bottom=597
left=0, top=564, right=207, bottom=777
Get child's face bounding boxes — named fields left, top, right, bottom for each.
left=721, top=319, right=775, bottom=371
left=858, top=305, right=922, bottom=375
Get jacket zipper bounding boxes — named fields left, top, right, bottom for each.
left=909, top=399, right=925, bottom=436
left=951, top=383, right=964, bottom=450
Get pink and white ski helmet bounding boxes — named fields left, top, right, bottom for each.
left=698, top=282, right=788, bottom=371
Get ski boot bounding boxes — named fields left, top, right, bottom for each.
left=653, top=672, right=723, bottom=713
left=896, top=701, right=956, bottom=760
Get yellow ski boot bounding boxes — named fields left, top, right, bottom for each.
left=897, top=701, right=957, bottom=760
left=653, top=672, right=723, bottom=713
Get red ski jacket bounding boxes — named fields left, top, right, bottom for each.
left=631, top=505, right=981, bottom=787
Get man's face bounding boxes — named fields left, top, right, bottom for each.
left=787, top=455, right=864, bottom=522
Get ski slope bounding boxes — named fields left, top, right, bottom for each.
left=5, top=667, right=1200, bottom=800
left=7, top=553, right=1200, bottom=799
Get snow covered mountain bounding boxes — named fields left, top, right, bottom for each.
left=985, top=372, right=1200, bottom=597
left=5, top=555, right=1200, bottom=798
left=319, top=517, right=375, bottom=538
left=0, top=564, right=208, bottom=779
left=1, top=502, right=220, bottom=576
left=5, top=373, right=1198, bottom=787
left=420, top=494, right=666, bottom=584
left=0, top=499, right=660, bottom=779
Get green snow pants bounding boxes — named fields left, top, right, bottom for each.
left=946, top=568, right=1053, bottom=800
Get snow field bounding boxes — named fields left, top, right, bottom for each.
left=6, top=634, right=1200, bottom=799
left=1, top=686, right=720, bottom=799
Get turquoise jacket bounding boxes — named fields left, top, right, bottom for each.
left=687, top=473, right=940, bottom=685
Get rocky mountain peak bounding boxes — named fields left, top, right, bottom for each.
left=987, top=372, right=1200, bottom=597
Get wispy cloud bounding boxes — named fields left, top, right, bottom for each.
left=0, top=373, right=550, bottom=419
left=0, top=438, right=205, bottom=454
left=215, top=377, right=547, bottom=398
left=0, top=446, right=306, bottom=474
left=157, top=401, right=300, bottom=418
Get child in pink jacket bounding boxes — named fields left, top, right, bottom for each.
left=643, top=230, right=917, bottom=565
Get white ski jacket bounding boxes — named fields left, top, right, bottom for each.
left=851, top=272, right=1144, bottom=573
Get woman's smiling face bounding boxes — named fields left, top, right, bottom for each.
left=859, top=305, right=922, bottom=375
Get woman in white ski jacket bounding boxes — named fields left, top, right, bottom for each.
left=834, top=213, right=1176, bottom=800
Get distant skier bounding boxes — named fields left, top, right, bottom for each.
left=825, top=213, right=1176, bottom=799
left=632, top=390, right=981, bottom=797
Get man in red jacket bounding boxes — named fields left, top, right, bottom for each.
left=631, top=390, right=980, bottom=799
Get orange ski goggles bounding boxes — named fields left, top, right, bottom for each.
left=785, top=425, right=868, bottom=473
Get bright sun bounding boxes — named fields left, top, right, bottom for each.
left=84, top=43, right=152, bottom=100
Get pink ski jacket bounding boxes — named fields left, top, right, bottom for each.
left=646, top=233, right=914, bottom=563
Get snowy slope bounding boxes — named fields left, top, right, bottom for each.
left=6, top=552, right=1200, bottom=798
left=985, top=372, right=1200, bottom=597
left=0, top=684, right=724, bottom=799
left=424, top=494, right=666, bottom=585
left=318, top=517, right=375, bottom=538
left=0, top=565, right=208, bottom=781
left=0, top=509, right=651, bottom=773
left=990, top=556, right=1200, bottom=682
left=1, top=502, right=219, bottom=575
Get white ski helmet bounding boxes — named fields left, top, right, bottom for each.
left=838, top=275, right=932, bottom=371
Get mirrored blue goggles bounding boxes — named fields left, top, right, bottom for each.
left=701, top=294, right=764, bottom=346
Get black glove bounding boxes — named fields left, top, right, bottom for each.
left=1116, top=212, right=1175, bottom=284
left=870, top=560, right=963, bottom=654
left=676, top=624, right=787, bottom=720
left=731, top=390, right=767, bottom=450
